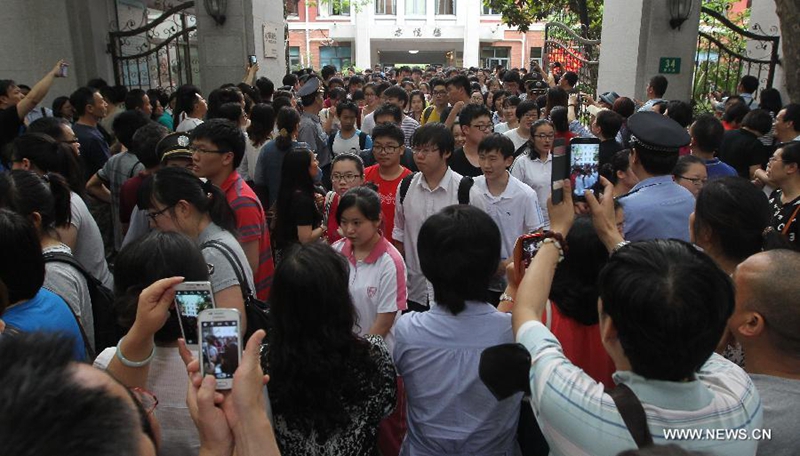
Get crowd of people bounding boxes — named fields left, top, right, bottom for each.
left=0, top=57, right=798, bottom=456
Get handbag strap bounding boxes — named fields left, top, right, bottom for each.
left=781, top=203, right=800, bottom=236
left=606, top=384, right=654, bottom=448
left=202, top=240, right=255, bottom=300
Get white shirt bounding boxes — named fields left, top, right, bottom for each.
left=332, top=130, right=362, bottom=156
left=393, top=168, right=463, bottom=305
left=469, top=174, right=544, bottom=262
left=333, top=237, right=408, bottom=352
left=362, top=111, right=376, bottom=135
left=510, top=153, right=553, bottom=229
left=176, top=116, right=203, bottom=133
left=504, top=128, right=529, bottom=152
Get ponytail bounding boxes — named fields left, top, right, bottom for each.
left=143, top=167, right=238, bottom=235
left=10, top=133, right=84, bottom=196
left=0, top=170, right=72, bottom=233
left=275, top=106, right=300, bottom=151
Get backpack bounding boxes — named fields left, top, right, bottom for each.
left=398, top=172, right=474, bottom=206
left=328, top=131, right=368, bottom=156
left=421, top=106, right=436, bottom=124
left=201, top=240, right=273, bottom=341
left=42, top=251, right=123, bottom=353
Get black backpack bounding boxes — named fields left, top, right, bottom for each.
left=398, top=172, right=474, bottom=206
left=43, top=252, right=123, bottom=353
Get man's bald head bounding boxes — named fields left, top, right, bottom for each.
left=736, top=249, right=800, bottom=358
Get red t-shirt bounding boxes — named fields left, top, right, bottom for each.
left=543, top=301, right=616, bottom=388
left=364, top=165, right=412, bottom=244
left=220, top=171, right=275, bottom=300
left=119, top=172, right=147, bottom=224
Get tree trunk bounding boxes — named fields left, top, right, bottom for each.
left=775, top=0, right=800, bottom=103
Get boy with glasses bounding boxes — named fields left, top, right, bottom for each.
left=449, top=104, right=493, bottom=177
left=420, top=78, right=449, bottom=125
left=364, top=123, right=412, bottom=243
left=504, top=100, right=539, bottom=152
left=393, top=123, right=462, bottom=311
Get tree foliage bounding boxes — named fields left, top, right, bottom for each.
left=483, top=0, right=603, bottom=38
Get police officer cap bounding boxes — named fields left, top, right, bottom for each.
left=627, top=111, right=690, bottom=152
left=157, top=132, right=193, bottom=163
left=297, top=76, right=321, bottom=98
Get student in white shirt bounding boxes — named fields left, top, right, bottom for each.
left=393, top=123, right=462, bottom=311
left=511, top=119, right=555, bottom=228
left=504, top=100, right=540, bottom=152
left=333, top=186, right=407, bottom=346
left=470, top=134, right=544, bottom=304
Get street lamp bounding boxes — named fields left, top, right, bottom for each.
left=668, top=0, right=693, bottom=30
left=204, top=0, right=227, bottom=26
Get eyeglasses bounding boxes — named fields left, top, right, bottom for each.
left=331, top=173, right=362, bottom=183
left=60, top=138, right=80, bottom=144
left=147, top=205, right=174, bottom=222
left=533, top=133, right=555, bottom=140
left=522, top=113, right=539, bottom=120
left=433, top=90, right=447, bottom=96
left=190, top=146, right=226, bottom=154
left=373, top=144, right=402, bottom=154
left=130, top=387, right=159, bottom=416
left=470, top=123, right=494, bottom=132
left=677, top=175, right=707, bottom=186
left=412, top=147, right=440, bottom=156
left=768, top=156, right=783, bottom=163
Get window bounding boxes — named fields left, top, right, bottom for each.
left=482, top=5, right=499, bottom=15
left=285, top=0, right=299, bottom=16
left=435, top=0, right=455, bottom=15
left=530, top=47, right=543, bottom=67
left=289, top=47, right=301, bottom=69
left=405, top=0, right=425, bottom=15
left=375, top=0, right=396, bottom=15
left=481, top=46, right=510, bottom=69
left=320, top=45, right=352, bottom=70
left=319, top=0, right=350, bottom=16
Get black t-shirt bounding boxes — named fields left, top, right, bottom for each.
left=448, top=148, right=482, bottom=177
left=0, top=105, right=23, bottom=161
left=768, top=188, right=800, bottom=247
left=275, top=190, right=322, bottom=249
left=719, top=129, right=769, bottom=178
left=598, top=139, right=624, bottom=168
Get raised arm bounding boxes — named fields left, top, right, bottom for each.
left=17, top=60, right=66, bottom=119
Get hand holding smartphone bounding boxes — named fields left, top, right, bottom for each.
left=174, top=281, right=216, bottom=345
left=513, top=233, right=546, bottom=280
left=248, top=55, right=257, bottom=68
left=199, top=308, right=242, bottom=390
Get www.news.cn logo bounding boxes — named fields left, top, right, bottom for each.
left=663, top=428, right=772, bottom=441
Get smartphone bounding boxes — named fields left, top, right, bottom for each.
left=569, top=137, right=601, bottom=201
left=248, top=55, right=257, bottom=67
left=199, top=308, right=242, bottom=390
left=58, top=62, right=68, bottom=78
left=513, top=232, right=546, bottom=279
left=174, top=281, right=216, bottom=345
left=551, top=138, right=568, bottom=204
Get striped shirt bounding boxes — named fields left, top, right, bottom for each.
left=401, top=116, right=420, bottom=147
left=221, top=171, right=274, bottom=299
left=516, top=321, right=763, bottom=456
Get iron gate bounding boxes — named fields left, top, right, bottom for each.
left=542, top=21, right=600, bottom=122
left=693, top=6, right=780, bottom=106
left=109, top=2, right=198, bottom=91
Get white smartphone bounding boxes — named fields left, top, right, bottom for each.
left=198, top=308, right=242, bottom=390
left=174, top=281, right=216, bottom=345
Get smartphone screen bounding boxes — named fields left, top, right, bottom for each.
left=175, top=288, right=215, bottom=345
left=200, top=319, right=240, bottom=383
left=520, top=235, right=546, bottom=270
left=570, top=141, right=600, bottom=198
left=248, top=55, right=257, bottom=66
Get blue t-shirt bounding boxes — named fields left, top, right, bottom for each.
left=705, top=157, right=738, bottom=181
left=2, top=288, right=87, bottom=360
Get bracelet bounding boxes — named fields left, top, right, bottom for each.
left=541, top=238, right=566, bottom=262
left=542, top=231, right=569, bottom=254
left=611, top=240, right=631, bottom=256
left=499, top=292, right=514, bottom=303
left=116, top=336, right=155, bottom=368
